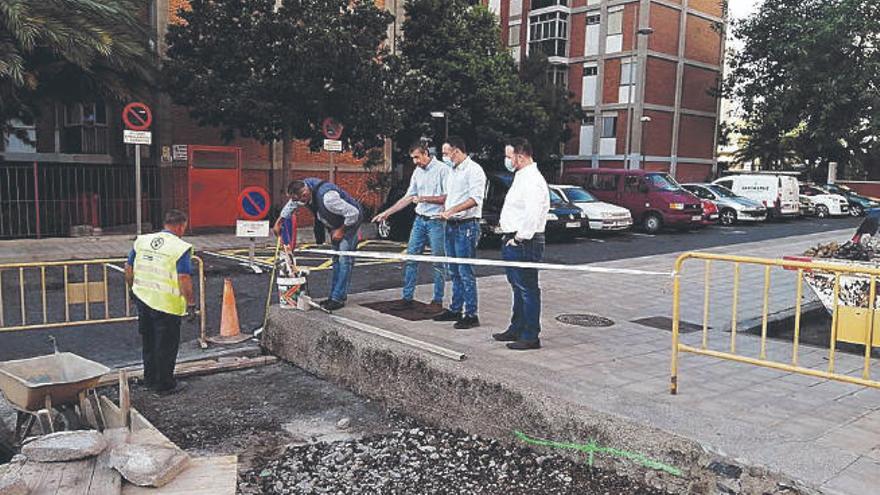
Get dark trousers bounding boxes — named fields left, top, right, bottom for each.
left=136, top=299, right=181, bottom=391
left=502, top=234, right=545, bottom=341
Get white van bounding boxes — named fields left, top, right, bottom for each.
left=713, top=174, right=800, bottom=218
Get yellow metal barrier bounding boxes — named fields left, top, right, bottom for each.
left=671, top=252, right=880, bottom=394
left=0, top=257, right=207, bottom=346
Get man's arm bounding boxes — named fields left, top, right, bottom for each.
left=124, top=264, right=134, bottom=288
left=373, top=195, right=415, bottom=222
left=417, top=194, right=447, bottom=205
left=178, top=275, right=195, bottom=306
left=440, top=198, right=478, bottom=219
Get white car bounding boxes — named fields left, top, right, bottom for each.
left=799, top=185, right=849, bottom=217
left=550, top=184, right=633, bottom=232
left=713, top=174, right=800, bottom=219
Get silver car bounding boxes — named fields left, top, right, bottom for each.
left=683, top=183, right=768, bottom=225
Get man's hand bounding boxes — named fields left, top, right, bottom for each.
left=412, top=196, right=421, bottom=204
left=372, top=212, right=388, bottom=223
left=186, top=304, right=198, bottom=323
left=331, top=227, right=345, bottom=242
left=439, top=210, right=454, bottom=220
left=506, top=238, right=519, bottom=247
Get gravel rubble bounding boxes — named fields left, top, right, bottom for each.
left=238, top=423, right=672, bottom=495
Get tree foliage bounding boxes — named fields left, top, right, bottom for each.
left=0, top=0, right=155, bottom=138
left=727, top=0, right=880, bottom=177
left=164, top=0, right=401, bottom=163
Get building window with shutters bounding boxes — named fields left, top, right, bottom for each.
left=528, top=11, right=568, bottom=57
left=59, top=102, right=109, bottom=155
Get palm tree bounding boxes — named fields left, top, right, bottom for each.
left=0, top=0, right=156, bottom=137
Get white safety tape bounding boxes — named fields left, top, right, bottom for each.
left=301, top=248, right=674, bottom=277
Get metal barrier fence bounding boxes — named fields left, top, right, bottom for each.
left=670, top=252, right=880, bottom=394
left=0, top=162, right=162, bottom=239
left=0, top=257, right=207, bottom=346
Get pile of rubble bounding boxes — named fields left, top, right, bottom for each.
left=802, top=241, right=877, bottom=261
left=239, top=426, right=672, bottom=495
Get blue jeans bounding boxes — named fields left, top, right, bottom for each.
left=502, top=234, right=544, bottom=341
left=329, top=225, right=360, bottom=302
left=445, top=219, right=480, bottom=317
left=403, top=216, right=446, bottom=302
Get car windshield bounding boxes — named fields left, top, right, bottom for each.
left=561, top=187, right=596, bottom=202
left=706, top=185, right=737, bottom=198
left=549, top=189, right=564, bottom=203
left=646, top=173, right=682, bottom=192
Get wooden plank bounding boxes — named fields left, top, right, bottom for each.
left=96, top=356, right=278, bottom=388
left=87, top=428, right=127, bottom=495
left=119, top=370, right=131, bottom=428
left=99, top=397, right=174, bottom=448
left=20, top=458, right=96, bottom=495
left=121, top=456, right=238, bottom=495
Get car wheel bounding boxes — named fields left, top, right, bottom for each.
left=851, top=204, right=864, bottom=217
left=720, top=209, right=737, bottom=226
left=816, top=205, right=830, bottom=218
left=643, top=213, right=662, bottom=234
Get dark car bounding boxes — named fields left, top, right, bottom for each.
left=820, top=184, right=880, bottom=217
left=375, top=182, right=416, bottom=242
left=481, top=173, right=587, bottom=243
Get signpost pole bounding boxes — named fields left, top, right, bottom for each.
left=249, top=237, right=256, bottom=270
left=135, top=144, right=142, bottom=235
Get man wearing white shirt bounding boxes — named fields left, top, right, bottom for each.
left=434, top=136, right=486, bottom=329
left=493, top=138, right=549, bottom=350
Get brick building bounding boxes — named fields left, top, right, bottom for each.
left=492, top=0, right=725, bottom=182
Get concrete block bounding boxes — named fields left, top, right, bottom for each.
left=109, top=443, right=190, bottom=488
left=21, top=430, right=106, bottom=462
left=0, top=460, right=27, bottom=495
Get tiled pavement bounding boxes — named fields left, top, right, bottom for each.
left=328, top=227, right=879, bottom=494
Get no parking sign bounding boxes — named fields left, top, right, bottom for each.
left=238, top=186, right=271, bottom=221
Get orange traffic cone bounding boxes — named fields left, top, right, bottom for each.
left=207, top=278, right=252, bottom=344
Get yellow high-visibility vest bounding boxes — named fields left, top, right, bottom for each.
left=131, top=232, right=192, bottom=316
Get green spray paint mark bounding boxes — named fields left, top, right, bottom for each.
left=513, top=430, right=683, bottom=477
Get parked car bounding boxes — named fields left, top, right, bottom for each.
left=799, top=196, right=817, bottom=217
left=560, top=168, right=702, bottom=234
left=697, top=199, right=719, bottom=226
left=798, top=185, right=849, bottom=218
left=548, top=185, right=632, bottom=233
left=712, top=174, right=799, bottom=219
left=682, top=183, right=767, bottom=226
left=481, top=172, right=588, bottom=243
left=375, top=182, right=416, bottom=241
left=819, top=183, right=880, bottom=216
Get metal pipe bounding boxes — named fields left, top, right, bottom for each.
left=83, top=264, right=90, bottom=321
left=760, top=266, right=771, bottom=360
left=828, top=274, right=841, bottom=373
left=670, top=260, right=683, bottom=395
left=792, top=269, right=803, bottom=365
left=864, top=276, right=876, bottom=380
left=730, top=263, right=740, bottom=353
left=103, top=264, right=109, bottom=319
left=702, top=260, right=710, bottom=350
left=64, top=266, right=69, bottom=322
left=0, top=317, right=138, bottom=333
left=33, top=161, right=41, bottom=239
left=197, top=256, right=207, bottom=347
left=0, top=269, right=5, bottom=327
left=40, top=266, right=47, bottom=324
left=19, top=267, right=25, bottom=326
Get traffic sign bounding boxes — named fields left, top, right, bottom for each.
left=122, top=102, right=152, bottom=131
left=321, top=118, right=344, bottom=140
left=123, top=130, right=152, bottom=145
left=236, top=219, right=270, bottom=238
left=323, top=139, right=342, bottom=152
left=237, top=186, right=271, bottom=221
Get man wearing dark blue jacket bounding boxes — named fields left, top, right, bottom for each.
left=282, top=178, right=363, bottom=310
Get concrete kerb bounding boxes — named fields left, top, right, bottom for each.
left=263, top=307, right=818, bottom=495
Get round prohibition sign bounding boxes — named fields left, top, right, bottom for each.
left=122, top=102, right=153, bottom=131
left=238, top=186, right=271, bottom=220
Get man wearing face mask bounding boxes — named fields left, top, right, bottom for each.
left=434, top=136, right=486, bottom=329
left=373, top=142, right=449, bottom=309
left=493, top=138, right=549, bottom=350
left=278, top=178, right=363, bottom=311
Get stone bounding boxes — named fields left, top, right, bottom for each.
left=336, top=417, right=351, bottom=430
left=21, top=430, right=106, bottom=462
left=109, top=443, right=190, bottom=487
left=0, top=462, right=28, bottom=495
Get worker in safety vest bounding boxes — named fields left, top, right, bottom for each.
left=124, top=210, right=195, bottom=395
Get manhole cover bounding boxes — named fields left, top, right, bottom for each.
left=556, top=313, right=615, bottom=327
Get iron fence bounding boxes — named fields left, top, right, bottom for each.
left=0, top=162, right=162, bottom=239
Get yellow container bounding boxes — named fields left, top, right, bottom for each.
left=836, top=307, right=880, bottom=346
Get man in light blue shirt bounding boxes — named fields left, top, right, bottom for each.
left=373, top=142, right=449, bottom=309
left=435, top=136, right=486, bottom=329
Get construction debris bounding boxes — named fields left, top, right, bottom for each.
left=802, top=241, right=877, bottom=261
left=20, top=430, right=106, bottom=462
left=109, top=443, right=190, bottom=488
left=0, top=460, right=27, bottom=495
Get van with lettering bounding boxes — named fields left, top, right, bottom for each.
left=712, top=174, right=800, bottom=219
left=560, top=168, right=703, bottom=234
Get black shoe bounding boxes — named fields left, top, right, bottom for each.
left=156, top=381, right=187, bottom=396
left=433, top=309, right=461, bottom=322
left=507, top=339, right=541, bottom=350
left=492, top=331, right=519, bottom=342
left=321, top=299, right=345, bottom=311
left=454, top=316, right=480, bottom=330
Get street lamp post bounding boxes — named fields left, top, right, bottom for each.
left=430, top=111, right=448, bottom=143
left=640, top=115, right=652, bottom=169
left=624, top=23, right=654, bottom=169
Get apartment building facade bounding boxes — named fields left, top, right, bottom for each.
left=494, top=0, right=725, bottom=182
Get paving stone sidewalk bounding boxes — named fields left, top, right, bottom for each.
left=329, top=227, right=879, bottom=494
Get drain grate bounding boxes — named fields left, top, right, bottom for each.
left=556, top=313, right=615, bottom=328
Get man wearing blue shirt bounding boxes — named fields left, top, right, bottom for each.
left=373, top=142, right=449, bottom=310
left=125, top=210, right=195, bottom=395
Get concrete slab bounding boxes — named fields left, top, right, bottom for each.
left=264, top=227, right=880, bottom=494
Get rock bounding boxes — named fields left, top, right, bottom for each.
left=0, top=462, right=28, bottom=495
left=109, top=443, right=190, bottom=487
left=335, top=418, right=351, bottom=430
left=21, top=430, right=106, bottom=462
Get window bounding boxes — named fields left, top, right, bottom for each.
left=529, top=11, right=568, bottom=57
left=586, top=14, right=600, bottom=25
left=620, top=61, right=636, bottom=85
left=3, top=119, right=36, bottom=153
left=584, top=65, right=598, bottom=76
left=563, top=187, right=596, bottom=202
left=59, top=102, right=108, bottom=154
left=601, top=116, right=617, bottom=138
left=508, top=24, right=521, bottom=46
left=624, top=175, right=642, bottom=193
left=608, top=9, right=623, bottom=35
left=686, top=186, right=713, bottom=200
left=531, top=0, right=567, bottom=8
left=646, top=173, right=682, bottom=192
left=547, top=64, right=568, bottom=89
left=588, top=174, right=619, bottom=192
left=716, top=180, right=734, bottom=190
left=583, top=116, right=596, bottom=126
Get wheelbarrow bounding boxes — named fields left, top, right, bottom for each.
left=0, top=350, right=110, bottom=444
